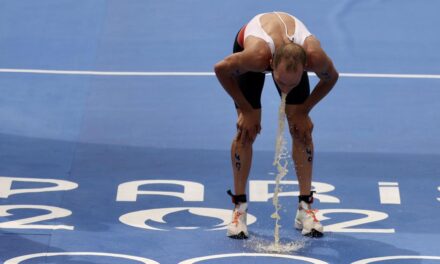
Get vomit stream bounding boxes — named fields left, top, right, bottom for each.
left=271, top=93, right=289, bottom=249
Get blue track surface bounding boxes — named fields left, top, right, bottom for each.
left=1, top=1, right=440, bottom=263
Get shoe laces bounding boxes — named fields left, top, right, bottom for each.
left=305, top=209, right=319, bottom=223
left=232, top=210, right=244, bottom=225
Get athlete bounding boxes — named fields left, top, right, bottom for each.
left=214, top=11, right=338, bottom=238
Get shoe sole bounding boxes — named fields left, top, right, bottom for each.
left=295, top=221, right=324, bottom=238
left=304, top=229, right=324, bottom=238
left=228, top=232, right=248, bottom=240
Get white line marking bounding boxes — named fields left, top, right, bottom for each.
left=340, top=73, right=440, bottom=79
left=1, top=68, right=440, bottom=79
left=0, top=69, right=214, bottom=76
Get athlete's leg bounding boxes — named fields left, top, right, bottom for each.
left=230, top=28, right=265, bottom=198
left=227, top=29, right=265, bottom=239
left=231, top=108, right=261, bottom=196
left=285, top=105, right=314, bottom=196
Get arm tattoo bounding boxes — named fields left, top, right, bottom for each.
left=319, top=71, right=332, bottom=81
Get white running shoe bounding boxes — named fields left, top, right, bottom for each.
left=227, top=202, right=248, bottom=239
left=294, top=201, right=324, bottom=237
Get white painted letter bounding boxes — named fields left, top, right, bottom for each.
left=0, top=205, right=73, bottom=230
left=0, top=177, right=78, bottom=198
left=317, top=209, right=395, bottom=233
left=249, top=180, right=340, bottom=203
left=378, top=182, right=401, bottom=204
left=116, top=180, right=204, bottom=202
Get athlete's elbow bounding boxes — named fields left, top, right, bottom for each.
left=214, top=60, right=228, bottom=77
left=333, top=70, right=339, bottom=84
left=327, top=64, right=339, bottom=86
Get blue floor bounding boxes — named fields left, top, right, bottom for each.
left=1, top=1, right=440, bottom=263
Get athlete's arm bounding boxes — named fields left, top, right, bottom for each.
left=214, top=42, right=270, bottom=143
left=302, top=37, right=339, bottom=114
left=214, top=46, right=270, bottom=113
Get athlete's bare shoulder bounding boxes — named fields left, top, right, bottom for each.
left=303, top=36, right=326, bottom=70
left=240, top=36, right=272, bottom=72
left=303, top=36, right=338, bottom=82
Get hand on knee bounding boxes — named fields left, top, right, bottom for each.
left=236, top=110, right=261, bottom=146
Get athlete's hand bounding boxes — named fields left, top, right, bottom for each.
left=289, top=111, right=314, bottom=145
left=237, top=109, right=261, bottom=145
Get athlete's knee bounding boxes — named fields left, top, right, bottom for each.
left=287, top=119, right=313, bottom=144
left=288, top=123, right=297, bottom=137
left=233, top=130, right=258, bottom=147
left=289, top=127, right=313, bottom=146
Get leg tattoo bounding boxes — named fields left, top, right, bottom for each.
left=306, top=147, right=313, bottom=162
left=235, top=153, right=241, bottom=171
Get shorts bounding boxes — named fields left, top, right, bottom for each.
left=233, top=28, right=310, bottom=109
